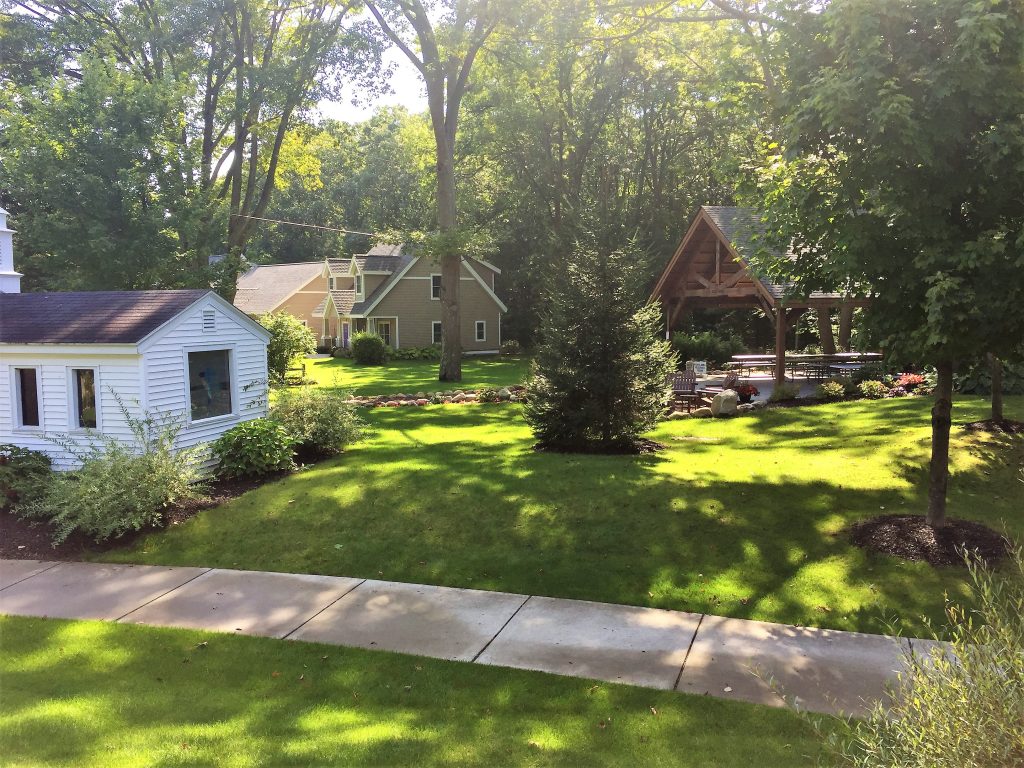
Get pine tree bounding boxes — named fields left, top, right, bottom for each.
left=524, top=245, right=677, bottom=451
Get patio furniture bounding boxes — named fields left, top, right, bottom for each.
left=668, top=371, right=704, bottom=413
left=700, top=371, right=740, bottom=396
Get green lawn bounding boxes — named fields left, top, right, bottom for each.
left=302, top=355, right=531, bottom=396
left=107, top=397, right=1024, bottom=635
left=0, top=616, right=822, bottom=767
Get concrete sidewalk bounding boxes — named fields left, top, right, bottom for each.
left=1, top=559, right=924, bottom=716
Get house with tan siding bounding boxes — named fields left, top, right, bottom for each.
left=313, top=244, right=507, bottom=353
left=233, top=261, right=328, bottom=333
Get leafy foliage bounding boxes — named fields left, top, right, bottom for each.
left=816, top=380, right=846, bottom=401
left=258, top=312, right=316, bottom=382
left=18, top=410, right=205, bottom=544
left=857, top=381, right=888, bottom=400
left=500, top=340, right=523, bottom=356
left=525, top=245, right=677, bottom=449
left=820, top=544, right=1024, bottom=768
left=768, top=382, right=800, bottom=402
left=956, top=360, right=1024, bottom=396
left=270, top=388, right=363, bottom=458
left=388, top=344, right=442, bottom=361
left=350, top=332, right=388, bottom=365
left=0, top=445, right=52, bottom=513
left=671, top=330, right=746, bottom=368
left=212, top=419, right=296, bottom=479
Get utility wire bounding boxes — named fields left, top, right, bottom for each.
left=231, top=214, right=375, bottom=237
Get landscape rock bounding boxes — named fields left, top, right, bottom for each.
left=416, top=399, right=429, bottom=406
left=736, top=403, right=754, bottom=413
left=751, top=400, right=768, bottom=410
left=452, top=393, right=467, bottom=403
left=691, top=407, right=714, bottom=418
left=711, top=389, right=739, bottom=417
left=498, top=387, right=512, bottom=401
left=385, top=400, right=400, bottom=407
left=666, top=410, right=691, bottom=420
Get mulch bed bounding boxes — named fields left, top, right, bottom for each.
left=0, top=473, right=279, bottom=562
left=534, top=437, right=665, bottom=455
left=849, top=514, right=1010, bottom=567
left=963, top=419, right=1024, bottom=435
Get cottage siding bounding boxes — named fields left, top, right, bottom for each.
left=0, top=352, right=143, bottom=470
left=371, top=260, right=502, bottom=351
left=141, top=298, right=268, bottom=462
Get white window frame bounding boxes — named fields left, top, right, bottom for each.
left=431, top=321, right=443, bottom=345
left=328, top=276, right=335, bottom=290
left=66, top=366, right=101, bottom=431
left=355, top=273, right=363, bottom=297
left=475, top=320, right=486, bottom=342
left=373, top=318, right=396, bottom=347
left=430, top=273, right=442, bottom=300
left=182, top=344, right=239, bottom=426
left=11, top=366, right=44, bottom=431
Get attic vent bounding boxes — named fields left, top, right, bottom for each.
left=202, top=309, right=216, bottom=333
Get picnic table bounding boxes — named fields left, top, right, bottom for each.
left=727, top=352, right=882, bottom=381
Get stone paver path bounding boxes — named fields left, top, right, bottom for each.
left=1, top=559, right=926, bottom=716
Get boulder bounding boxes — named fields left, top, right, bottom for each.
left=751, top=399, right=768, bottom=410
left=442, top=397, right=453, bottom=404
left=666, top=410, right=691, bottom=420
left=416, top=399, right=430, bottom=406
left=385, top=400, right=400, bottom=407
left=691, top=407, right=714, bottom=418
left=415, top=392, right=427, bottom=399
left=498, top=387, right=512, bottom=401
left=399, top=399, right=415, bottom=406
left=452, top=393, right=467, bottom=403
left=711, top=389, right=739, bottom=417
left=736, top=403, right=755, bottom=413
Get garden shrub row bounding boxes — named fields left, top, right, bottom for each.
left=671, top=330, right=746, bottom=368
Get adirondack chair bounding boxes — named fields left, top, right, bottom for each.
left=700, top=371, right=740, bottom=397
left=668, top=370, right=703, bottom=412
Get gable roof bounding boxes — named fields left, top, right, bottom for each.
left=353, top=244, right=405, bottom=273
left=329, top=289, right=356, bottom=315
left=326, top=257, right=351, bottom=277
left=350, top=253, right=416, bottom=315
left=234, top=261, right=323, bottom=314
left=0, top=290, right=211, bottom=344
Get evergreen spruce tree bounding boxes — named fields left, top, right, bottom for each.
left=524, top=245, right=677, bottom=451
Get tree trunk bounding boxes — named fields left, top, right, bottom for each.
left=838, top=300, right=854, bottom=351
left=926, top=360, right=954, bottom=528
left=817, top=308, right=836, bottom=355
left=989, top=353, right=1003, bottom=422
left=774, top=306, right=786, bottom=388
left=435, top=136, right=462, bottom=381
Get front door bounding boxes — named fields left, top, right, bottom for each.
left=342, top=322, right=350, bottom=348
left=376, top=320, right=392, bottom=347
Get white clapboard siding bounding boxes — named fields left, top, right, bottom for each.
left=1, top=292, right=269, bottom=471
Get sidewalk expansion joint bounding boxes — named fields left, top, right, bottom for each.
left=0, top=561, right=62, bottom=592
left=116, top=567, right=213, bottom=622
left=673, top=612, right=705, bottom=692
left=472, top=594, right=532, bottom=663
left=281, top=578, right=367, bottom=640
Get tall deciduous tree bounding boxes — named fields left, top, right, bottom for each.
left=752, top=0, right=1024, bottom=526
left=363, top=0, right=518, bottom=381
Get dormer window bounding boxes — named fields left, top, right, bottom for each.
left=328, top=277, right=335, bottom=290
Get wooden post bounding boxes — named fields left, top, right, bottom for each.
left=774, top=305, right=787, bottom=388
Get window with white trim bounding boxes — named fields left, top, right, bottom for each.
left=187, top=350, right=232, bottom=421
left=475, top=320, right=486, bottom=342
left=328, top=276, right=335, bottom=290
left=13, top=367, right=41, bottom=428
left=430, top=274, right=442, bottom=300
left=431, top=321, right=443, bottom=345
left=71, top=368, right=97, bottom=429
left=355, top=274, right=363, bottom=295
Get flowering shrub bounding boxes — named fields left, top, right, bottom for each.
left=896, top=373, right=925, bottom=390
left=735, top=383, right=760, bottom=397
left=858, top=380, right=889, bottom=399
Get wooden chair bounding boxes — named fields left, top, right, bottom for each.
left=700, top=371, right=739, bottom=397
left=668, top=371, right=702, bottom=412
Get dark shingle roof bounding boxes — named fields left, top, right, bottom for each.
left=329, top=289, right=356, bottom=315
left=326, top=257, right=351, bottom=277
left=702, top=206, right=841, bottom=301
left=0, top=290, right=210, bottom=344
left=353, top=244, right=405, bottom=273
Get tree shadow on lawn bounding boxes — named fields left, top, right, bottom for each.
left=0, top=617, right=821, bottom=768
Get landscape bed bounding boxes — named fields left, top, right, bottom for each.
left=98, top=396, right=1024, bottom=636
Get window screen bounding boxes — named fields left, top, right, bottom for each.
left=73, top=368, right=97, bottom=428
left=188, top=350, right=232, bottom=420
left=15, top=368, right=40, bottom=427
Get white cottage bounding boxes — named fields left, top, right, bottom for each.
left=0, top=209, right=270, bottom=469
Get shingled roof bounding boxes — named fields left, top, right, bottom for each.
left=353, top=244, right=405, bottom=273
left=350, top=253, right=415, bottom=315
left=701, top=206, right=841, bottom=301
left=0, top=290, right=210, bottom=344
left=326, top=257, right=351, bottom=277
left=234, top=261, right=323, bottom=314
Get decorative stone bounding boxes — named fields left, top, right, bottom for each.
left=386, top=400, right=400, bottom=407
left=400, top=399, right=415, bottom=406
left=666, top=410, right=691, bottom=420
left=442, top=397, right=453, bottom=404
left=416, top=399, right=429, bottom=406
left=751, top=400, right=768, bottom=410
left=452, top=393, right=467, bottom=403
left=711, top=389, right=739, bottom=417
left=415, top=392, right=426, bottom=399
left=498, top=387, right=512, bottom=401
left=691, top=407, right=714, bottom=418
left=736, top=403, right=754, bottom=413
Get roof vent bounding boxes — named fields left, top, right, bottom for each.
left=202, top=309, right=216, bottom=332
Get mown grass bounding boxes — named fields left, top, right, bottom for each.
left=107, top=396, right=1024, bottom=635
left=301, top=355, right=531, bottom=396
left=0, top=616, right=823, bottom=767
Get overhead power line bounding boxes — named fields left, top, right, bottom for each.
left=231, top=214, right=375, bottom=237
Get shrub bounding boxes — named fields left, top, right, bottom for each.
left=0, top=445, right=52, bottom=512
left=816, top=380, right=846, bottom=401
left=212, top=418, right=295, bottom=478
left=895, top=372, right=926, bottom=390
left=769, top=382, right=801, bottom=402
left=818, top=545, right=1024, bottom=768
left=525, top=245, right=677, bottom=450
left=331, top=346, right=352, bottom=359
left=500, top=339, right=523, bottom=356
left=478, top=387, right=500, bottom=403
left=351, top=332, right=388, bottom=365
left=851, top=361, right=888, bottom=385
left=19, top=411, right=205, bottom=544
left=389, top=344, right=442, bottom=361
left=270, top=388, right=363, bottom=459
left=955, top=359, right=1024, bottom=395
left=858, top=380, right=888, bottom=399
left=671, top=330, right=746, bottom=368
left=257, top=312, right=316, bottom=382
